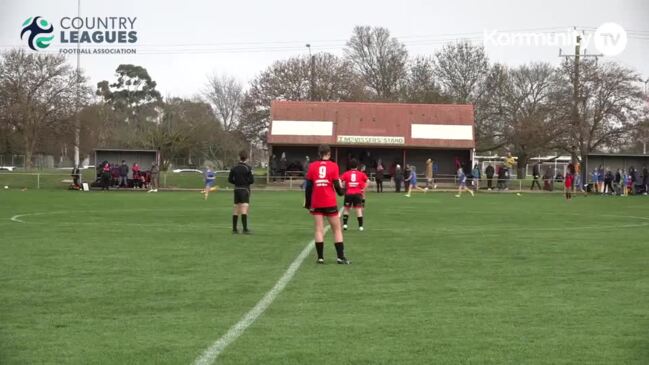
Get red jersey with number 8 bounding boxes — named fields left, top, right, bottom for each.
left=306, top=160, right=340, bottom=208
left=340, top=170, right=368, bottom=195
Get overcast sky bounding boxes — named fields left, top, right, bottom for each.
left=2, top=0, right=648, bottom=98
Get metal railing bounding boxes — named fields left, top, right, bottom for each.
left=3, top=171, right=646, bottom=195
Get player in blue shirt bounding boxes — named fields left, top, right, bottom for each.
left=404, top=165, right=426, bottom=197
left=202, top=167, right=217, bottom=200
left=455, top=166, right=474, bottom=197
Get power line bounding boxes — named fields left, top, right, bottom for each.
left=0, top=26, right=592, bottom=49
left=2, top=25, right=646, bottom=55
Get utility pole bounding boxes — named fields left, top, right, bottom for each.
left=559, top=29, right=602, bottom=189
left=642, top=79, right=649, bottom=155
left=74, top=0, right=81, bottom=171
left=306, top=43, right=314, bottom=101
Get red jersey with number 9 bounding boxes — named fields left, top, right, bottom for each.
left=306, top=160, right=340, bottom=208
left=341, top=170, right=368, bottom=195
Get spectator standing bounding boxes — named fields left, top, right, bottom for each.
left=101, top=161, right=111, bottom=190
left=604, top=169, right=614, bottom=195
left=497, top=166, right=507, bottom=190
left=300, top=155, right=311, bottom=190
left=119, top=160, right=129, bottom=188
left=543, top=166, right=554, bottom=191
left=425, top=159, right=436, bottom=190
left=471, top=163, right=481, bottom=191
left=485, top=163, right=495, bottom=191
left=132, top=163, right=141, bottom=188
left=304, top=156, right=311, bottom=174
left=388, top=161, right=396, bottom=182
left=454, top=156, right=461, bottom=170
left=375, top=159, right=384, bottom=193
left=71, top=165, right=81, bottom=189
left=503, top=152, right=516, bottom=190
left=591, top=169, right=598, bottom=193
left=642, top=166, right=648, bottom=195
left=597, top=165, right=605, bottom=193
left=270, top=154, right=278, bottom=181
left=530, top=161, right=542, bottom=190
left=279, top=155, right=288, bottom=180
left=111, top=163, right=120, bottom=187
left=575, top=162, right=583, bottom=192
left=613, top=169, right=622, bottom=195
left=149, top=161, right=160, bottom=192
left=394, top=164, right=403, bottom=193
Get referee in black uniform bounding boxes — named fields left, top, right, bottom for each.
left=228, top=150, right=255, bottom=234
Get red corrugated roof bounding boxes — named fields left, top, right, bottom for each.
left=268, top=100, right=474, bottom=149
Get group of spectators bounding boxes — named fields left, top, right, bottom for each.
left=269, top=151, right=649, bottom=197
left=478, top=160, right=649, bottom=195
left=269, top=154, right=309, bottom=180
left=96, top=160, right=160, bottom=191
left=390, top=159, right=437, bottom=193
left=591, top=165, right=648, bottom=195
left=475, top=153, right=517, bottom=191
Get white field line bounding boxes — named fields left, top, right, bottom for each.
left=10, top=214, right=27, bottom=223
left=9, top=212, right=48, bottom=223
left=193, top=211, right=341, bottom=365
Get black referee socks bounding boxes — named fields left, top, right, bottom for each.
left=241, top=214, right=248, bottom=230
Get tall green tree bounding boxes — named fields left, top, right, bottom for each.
left=96, top=64, right=162, bottom=124
left=0, top=49, right=91, bottom=169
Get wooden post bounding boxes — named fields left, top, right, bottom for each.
left=267, top=145, right=272, bottom=184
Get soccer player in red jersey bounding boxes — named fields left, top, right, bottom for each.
left=340, top=159, right=368, bottom=231
left=304, top=145, right=349, bottom=264
left=565, top=163, right=575, bottom=200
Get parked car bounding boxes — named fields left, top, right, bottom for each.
left=172, top=169, right=203, bottom=174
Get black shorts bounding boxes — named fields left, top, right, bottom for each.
left=344, top=194, right=364, bottom=208
left=234, top=188, right=250, bottom=204
left=309, top=206, right=339, bottom=216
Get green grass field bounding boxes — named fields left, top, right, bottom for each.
left=1, top=189, right=648, bottom=364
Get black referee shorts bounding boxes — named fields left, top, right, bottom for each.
left=234, top=188, right=250, bottom=204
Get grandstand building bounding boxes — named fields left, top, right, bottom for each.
left=267, top=101, right=475, bottom=178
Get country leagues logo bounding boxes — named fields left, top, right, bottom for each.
left=21, top=16, right=54, bottom=50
